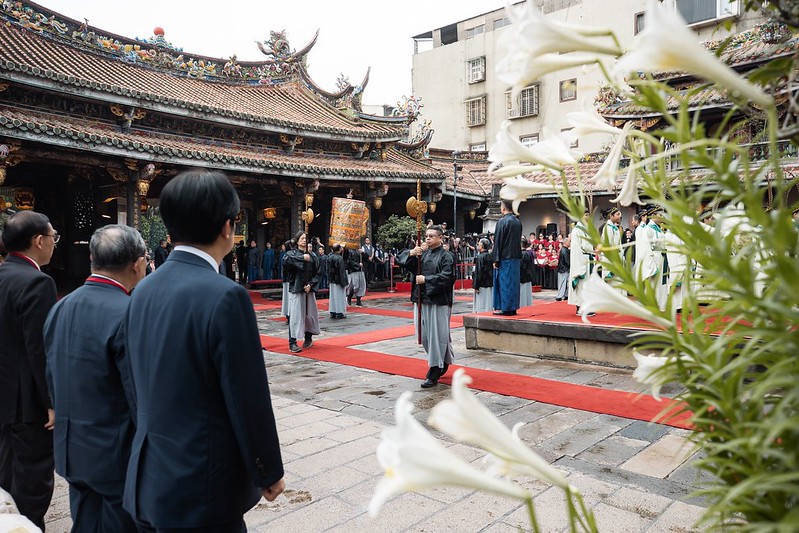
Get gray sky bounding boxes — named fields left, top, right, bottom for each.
left=39, top=0, right=508, bottom=107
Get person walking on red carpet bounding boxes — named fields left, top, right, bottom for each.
left=284, top=231, right=321, bottom=353
left=396, top=225, right=455, bottom=388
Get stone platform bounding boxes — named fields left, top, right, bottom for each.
left=464, top=307, right=643, bottom=368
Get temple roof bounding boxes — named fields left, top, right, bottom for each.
left=0, top=104, right=443, bottom=181
left=0, top=4, right=407, bottom=141
left=600, top=24, right=799, bottom=119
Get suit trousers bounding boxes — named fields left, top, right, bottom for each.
left=69, top=478, right=137, bottom=533
left=135, top=517, right=246, bottom=533
left=0, top=421, right=54, bottom=531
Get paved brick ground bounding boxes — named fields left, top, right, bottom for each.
left=43, top=290, right=707, bottom=532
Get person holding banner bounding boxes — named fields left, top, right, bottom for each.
left=283, top=231, right=321, bottom=353
left=396, top=225, right=455, bottom=389
left=328, top=244, right=348, bottom=319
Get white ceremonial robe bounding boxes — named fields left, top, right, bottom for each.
left=643, top=222, right=667, bottom=310
left=601, top=221, right=622, bottom=278
left=280, top=281, right=289, bottom=317
left=664, top=231, right=687, bottom=312
left=568, top=224, right=593, bottom=307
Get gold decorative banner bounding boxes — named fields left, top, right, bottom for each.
left=329, top=197, right=368, bottom=249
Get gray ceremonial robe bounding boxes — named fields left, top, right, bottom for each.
left=288, top=292, right=321, bottom=340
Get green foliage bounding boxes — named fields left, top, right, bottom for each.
left=376, top=215, right=418, bottom=250
left=556, top=51, right=799, bottom=533
left=139, top=210, right=167, bottom=254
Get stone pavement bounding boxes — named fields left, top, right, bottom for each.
left=43, top=290, right=708, bottom=532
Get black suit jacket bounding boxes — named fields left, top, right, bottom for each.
left=123, top=250, right=283, bottom=528
left=43, top=279, right=136, bottom=484
left=0, top=254, right=57, bottom=424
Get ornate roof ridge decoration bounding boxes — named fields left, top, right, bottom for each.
left=300, top=66, right=370, bottom=116
left=0, top=1, right=324, bottom=84
left=652, top=21, right=798, bottom=82
left=598, top=22, right=799, bottom=119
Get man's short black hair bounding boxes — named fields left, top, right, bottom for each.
left=501, top=200, right=513, bottom=212
left=159, top=168, right=240, bottom=245
left=0, top=210, right=50, bottom=252
left=427, top=225, right=443, bottom=236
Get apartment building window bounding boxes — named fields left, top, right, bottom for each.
left=634, top=12, right=646, bottom=34
left=506, top=86, right=540, bottom=119
left=465, top=24, right=485, bottom=39
left=470, top=142, right=486, bottom=151
left=559, top=79, right=577, bottom=102
left=465, top=97, right=486, bottom=127
left=494, top=17, right=511, bottom=30
left=520, top=134, right=539, bottom=148
left=677, top=0, right=739, bottom=25
left=467, top=57, right=486, bottom=83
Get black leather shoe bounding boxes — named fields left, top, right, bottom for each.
left=302, top=336, right=313, bottom=348
left=420, top=378, right=438, bottom=388
left=289, top=343, right=302, bottom=353
left=440, top=363, right=450, bottom=377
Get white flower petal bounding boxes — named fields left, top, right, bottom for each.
left=632, top=351, right=669, bottom=401
left=593, top=122, right=634, bottom=191
left=497, top=53, right=600, bottom=99
left=614, top=0, right=771, bottom=108
left=579, top=272, right=671, bottom=328
left=610, top=163, right=643, bottom=206
left=566, top=106, right=623, bottom=138
left=369, top=391, right=529, bottom=517
left=429, top=369, right=569, bottom=489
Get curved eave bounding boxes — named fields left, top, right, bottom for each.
left=0, top=107, right=443, bottom=183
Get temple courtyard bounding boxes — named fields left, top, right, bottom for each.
left=43, top=289, right=707, bottom=532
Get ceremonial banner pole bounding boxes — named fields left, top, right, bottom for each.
left=406, top=180, right=427, bottom=345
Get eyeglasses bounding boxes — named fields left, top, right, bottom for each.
left=43, top=233, right=60, bottom=244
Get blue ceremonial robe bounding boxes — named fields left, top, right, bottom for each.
left=493, top=259, right=520, bottom=312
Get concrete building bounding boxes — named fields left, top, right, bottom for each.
left=410, top=0, right=769, bottom=236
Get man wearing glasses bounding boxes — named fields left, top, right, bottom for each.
left=396, top=225, right=456, bottom=388
left=0, top=210, right=59, bottom=530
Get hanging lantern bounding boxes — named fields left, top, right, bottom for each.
left=469, top=209, right=477, bottom=220
left=428, top=201, right=436, bottom=213
left=373, top=197, right=383, bottom=209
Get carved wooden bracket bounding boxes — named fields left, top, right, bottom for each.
left=351, top=142, right=370, bottom=159
left=278, top=134, right=303, bottom=153
left=107, top=168, right=129, bottom=182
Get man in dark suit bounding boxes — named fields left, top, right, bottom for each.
left=0, top=210, right=58, bottom=530
left=153, top=239, right=168, bottom=269
left=124, top=168, right=284, bottom=532
left=44, top=224, right=147, bottom=532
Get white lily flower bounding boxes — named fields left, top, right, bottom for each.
left=500, top=177, right=559, bottom=215
left=428, top=369, right=570, bottom=489
left=489, top=163, right=544, bottom=178
left=369, top=392, right=529, bottom=517
left=566, top=106, right=624, bottom=138
left=502, top=0, right=621, bottom=58
left=614, top=0, right=772, bottom=109
left=632, top=351, right=669, bottom=401
left=489, top=122, right=576, bottom=172
left=593, top=122, right=634, bottom=191
left=610, top=162, right=643, bottom=206
left=579, top=272, right=671, bottom=328
left=497, top=52, right=600, bottom=99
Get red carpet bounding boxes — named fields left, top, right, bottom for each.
left=472, top=300, right=659, bottom=331
left=261, top=334, right=691, bottom=429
